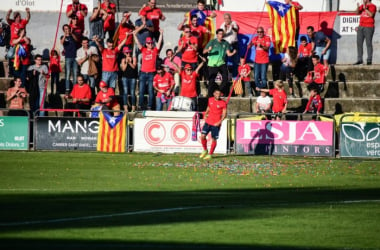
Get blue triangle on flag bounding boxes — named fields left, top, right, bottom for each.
left=268, top=1, right=291, bottom=17
left=102, top=111, right=124, bottom=129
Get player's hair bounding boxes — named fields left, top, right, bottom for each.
left=312, top=54, right=320, bottom=61
left=216, top=28, right=224, bottom=34
left=300, top=36, right=307, bottom=42
left=274, top=80, right=284, bottom=88
left=307, top=26, right=314, bottom=32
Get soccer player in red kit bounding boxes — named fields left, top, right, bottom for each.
left=199, top=88, right=227, bottom=160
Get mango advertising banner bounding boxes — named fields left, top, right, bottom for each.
left=235, top=120, right=334, bottom=156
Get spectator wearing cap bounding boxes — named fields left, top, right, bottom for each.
left=64, top=74, right=92, bottom=117
left=116, top=11, right=135, bottom=49
left=95, top=34, right=129, bottom=89
left=66, top=0, right=88, bottom=34
left=171, top=57, right=207, bottom=111
left=94, top=80, right=121, bottom=116
left=177, top=24, right=198, bottom=70
left=134, top=18, right=154, bottom=71
left=133, top=28, right=163, bottom=110
left=120, top=47, right=138, bottom=112
left=153, top=64, right=175, bottom=111
left=139, top=0, right=166, bottom=43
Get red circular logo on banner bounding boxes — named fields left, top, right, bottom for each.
left=170, top=122, right=190, bottom=144
left=144, top=121, right=166, bottom=145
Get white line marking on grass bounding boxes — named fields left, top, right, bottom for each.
left=0, top=205, right=229, bottom=227
left=1, top=200, right=379, bottom=227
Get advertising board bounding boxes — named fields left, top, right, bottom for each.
left=134, top=117, right=227, bottom=154
left=0, top=116, right=29, bottom=150
left=35, top=117, right=99, bottom=151
left=340, top=122, right=380, bottom=158
left=235, top=120, right=334, bottom=156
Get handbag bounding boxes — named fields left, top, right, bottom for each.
left=304, top=71, right=313, bottom=84
left=233, top=78, right=243, bottom=95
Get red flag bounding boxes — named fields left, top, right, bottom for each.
left=266, top=1, right=296, bottom=53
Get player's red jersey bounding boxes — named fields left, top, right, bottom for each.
left=206, top=97, right=227, bottom=126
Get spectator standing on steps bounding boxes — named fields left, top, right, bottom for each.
left=354, top=0, right=377, bottom=65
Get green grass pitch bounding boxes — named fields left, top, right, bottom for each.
left=0, top=151, right=379, bottom=249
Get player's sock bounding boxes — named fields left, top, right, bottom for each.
left=209, top=140, right=217, bottom=155
left=201, top=138, right=207, bottom=151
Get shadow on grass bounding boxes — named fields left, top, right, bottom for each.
left=0, top=187, right=379, bottom=249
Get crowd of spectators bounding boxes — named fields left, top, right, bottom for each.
left=1, top=0, right=377, bottom=118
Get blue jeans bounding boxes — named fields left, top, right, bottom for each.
left=102, top=71, right=118, bottom=89
left=121, top=77, right=136, bottom=106
left=65, top=58, right=78, bottom=91
left=82, top=74, right=96, bottom=89
left=254, top=63, right=268, bottom=89
left=50, top=72, right=60, bottom=94
left=139, top=72, right=155, bottom=109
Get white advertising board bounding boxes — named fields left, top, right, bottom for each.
left=339, top=15, right=360, bottom=35
left=134, top=117, right=228, bottom=154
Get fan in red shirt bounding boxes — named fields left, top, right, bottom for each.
left=101, top=0, right=116, bottom=39
left=257, top=80, right=287, bottom=121
left=95, top=35, right=129, bottom=89
left=66, top=0, right=88, bottom=33
left=153, top=65, right=175, bottom=111
left=295, top=36, right=313, bottom=81
left=177, top=25, right=198, bottom=68
left=238, top=57, right=252, bottom=97
left=354, top=0, right=377, bottom=65
left=303, top=88, right=323, bottom=115
left=94, top=80, right=120, bottom=116
left=116, top=11, right=135, bottom=48
left=133, top=28, right=163, bottom=110
left=6, top=8, right=31, bottom=45
left=139, top=0, right=166, bottom=42
left=178, top=14, right=210, bottom=51
left=64, top=75, right=92, bottom=117
left=199, top=88, right=227, bottom=160
left=171, top=57, right=206, bottom=111
left=310, top=55, right=326, bottom=92
left=248, top=27, right=271, bottom=90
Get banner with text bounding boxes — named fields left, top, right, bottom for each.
left=235, top=120, right=334, bottom=156
left=0, top=116, right=29, bottom=150
left=340, top=122, right=380, bottom=158
left=35, top=117, right=99, bottom=151
left=134, top=118, right=227, bottom=154
left=339, top=14, right=360, bottom=35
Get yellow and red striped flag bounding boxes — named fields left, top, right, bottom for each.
left=266, top=1, right=296, bottom=54
left=97, top=111, right=126, bottom=153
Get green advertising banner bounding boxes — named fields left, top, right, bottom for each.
left=340, top=122, right=380, bottom=158
left=0, top=116, right=29, bottom=150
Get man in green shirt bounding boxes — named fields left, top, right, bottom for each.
left=203, top=28, right=236, bottom=97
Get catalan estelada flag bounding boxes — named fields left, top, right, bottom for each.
left=266, top=1, right=296, bottom=54
left=185, top=10, right=215, bottom=48
left=97, top=111, right=126, bottom=153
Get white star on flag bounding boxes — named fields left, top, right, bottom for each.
left=109, top=117, right=117, bottom=126
left=277, top=5, right=285, bottom=14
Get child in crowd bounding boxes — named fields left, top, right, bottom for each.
left=303, top=88, right=322, bottom=115
left=255, top=90, right=271, bottom=114
left=153, top=64, right=175, bottom=111
left=256, top=80, right=287, bottom=120
left=49, top=49, right=61, bottom=94
left=296, top=36, right=313, bottom=81
left=309, top=54, right=326, bottom=93
left=238, top=57, right=252, bottom=97
left=280, top=46, right=297, bottom=98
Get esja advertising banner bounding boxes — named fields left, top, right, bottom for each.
left=235, top=120, right=334, bottom=156
left=0, top=116, right=29, bottom=150
left=340, top=122, right=380, bottom=158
